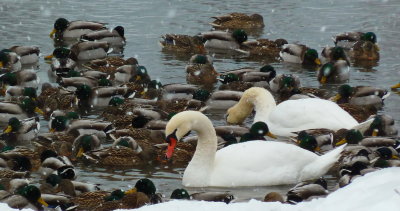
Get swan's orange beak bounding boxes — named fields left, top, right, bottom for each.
left=165, top=136, right=177, bottom=159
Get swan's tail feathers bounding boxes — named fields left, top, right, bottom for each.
left=351, top=118, right=374, bottom=134
left=299, top=144, right=347, bottom=182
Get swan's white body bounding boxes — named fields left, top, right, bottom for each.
left=166, top=111, right=345, bottom=187
left=227, top=87, right=359, bottom=136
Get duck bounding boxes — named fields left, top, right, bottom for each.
left=226, top=87, right=362, bottom=137
left=36, top=83, right=76, bottom=116
left=1, top=184, right=49, bottom=209
left=279, top=44, right=321, bottom=66
left=185, top=54, right=219, bottom=85
left=40, top=174, right=99, bottom=196
left=80, top=26, right=126, bottom=48
left=201, top=90, right=243, bottom=112
left=72, top=134, right=102, bottom=158
left=333, top=32, right=377, bottom=49
left=114, top=65, right=151, bottom=85
left=209, top=13, right=264, bottom=30
left=199, top=29, right=248, bottom=51
left=0, top=98, right=44, bottom=126
left=1, top=117, right=39, bottom=146
left=0, top=49, right=21, bottom=71
left=9, top=46, right=40, bottom=65
left=46, top=47, right=77, bottom=77
left=286, top=178, right=328, bottom=204
left=85, top=56, right=138, bottom=76
left=264, top=192, right=285, bottom=203
left=317, top=60, right=350, bottom=84
left=50, top=117, right=114, bottom=140
left=40, top=150, right=76, bottom=180
left=170, top=188, right=235, bottom=204
left=321, top=46, right=350, bottom=65
left=331, top=84, right=389, bottom=110
left=349, top=40, right=380, bottom=61
left=160, top=34, right=206, bottom=54
left=239, top=38, right=288, bottom=60
left=269, top=74, right=301, bottom=100
left=50, top=17, right=106, bottom=41
left=70, top=40, right=110, bottom=61
left=363, top=114, right=397, bottom=137
left=0, top=69, right=40, bottom=89
left=164, top=111, right=346, bottom=187
left=0, top=146, right=40, bottom=171
left=74, top=84, right=130, bottom=108
left=5, top=86, right=37, bottom=102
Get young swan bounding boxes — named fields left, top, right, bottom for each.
left=226, top=87, right=359, bottom=137
left=165, top=111, right=346, bottom=187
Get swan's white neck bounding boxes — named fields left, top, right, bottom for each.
left=182, top=116, right=217, bottom=187
left=252, top=89, right=276, bottom=123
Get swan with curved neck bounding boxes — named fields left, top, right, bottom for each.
left=227, top=87, right=359, bottom=136
left=165, top=111, right=346, bottom=187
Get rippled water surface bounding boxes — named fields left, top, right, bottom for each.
left=1, top=0, right=400, bottom=201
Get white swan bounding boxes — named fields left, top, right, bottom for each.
left=226, top=87, right=359, bottom=137
left=164, top=111, right=346, bottom=187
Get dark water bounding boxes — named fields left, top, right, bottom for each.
left=0, top=0, right=399, bottom=201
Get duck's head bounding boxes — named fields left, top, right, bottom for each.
left=40, top=149, right=58, bottom=163
left=10, top=156, right=32, bottom=171
left=375, top=147, right=399, bottom=160
left=226, top=87, right=273, bottom=124
left=191, top=54, right=209, bottom=64
left=332, top=84, right=353, bottom=102
left=232, top=29, right=248, bottom=44
left=57, top=165, right=75, bottom=180
left=304, top=49, right=321, bottom=66
left=17, top=185, right=48, bottom=207
left=218, top=73, right=239, bottom=84
left=335, top=129, right=363, bottom=146
left=76, top=135, right=96, bottom=157
left=131, top=115, right=151, bottom=128
left=148, top=80, right=162, bottom=90
left=1, top=72, right=17, bottom=87
left=45, top=174, right=62, bottom=187
left=23, top=87, right=37, bottom=100
left=19, top=98, right=44, bottom=115
left=113, top=26, right=125, bottom=38
left=368, top=116, right=383, bottom=136
left=361, top=32, right=377, bottom=44
left=98, top=77, right=112, bottom=86
left=135, top=178, right=156, bottom=196
left=318, top=62, right=333, bottom=84
left=75, top=84, right=92, bottom=100
left=281, top=75, right=297, bottom=90
left=259, top=65, right=276, bottom=82
left=192, top=89, right=210, bottom=101
left=45, top=47, right=71, bottom=60
left=297, top=131, right=319, bottom=152
left=171, top=188, right=190, bottom=199
left=109, top=96, right=125, bottom=106
left=50, top=116, right=69, bottom=132
left=50, top=18, right=69, bottom=38
left=0, top=50, right=9, bottom=68
left=250, top=121, right=276, bottom=139
left=4, top=117, right=21, bottom=133
left=134, top=66, right=148, bottom=82
left=116, top=137, right=131, bottom=148
left=331, top=47, right=349, bottom=63
left=250, top=13, right=264, bottom=23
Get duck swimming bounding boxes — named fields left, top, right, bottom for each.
left=226, top=87, right=361, bottom=137
left=164, top=111, right=346, bottom=187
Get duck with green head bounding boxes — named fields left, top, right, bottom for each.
left=333, top=32, right=379, bottom=61
left=0, top=98, right=43, bottom=125
left=270, top=74, right=301, bottom=97
left=2, top=117, right=39, bottom=145
left=332, top=84, right=389, bottom=109
left=80, top=26, right=126, bottom=50
left=321, top=46, right=350, bottom=65
left=0, top=49, right=21, bottom=71
left=333, top=32, right=377, bottom=48
left=186, top=54, right=219, bottom=85
left=280, top=44, right=321, bottom=66
left=200, top=29, right=248, bottom=51
left=5, top=86, right=37, bottom=102
left=240, top=122, right=277, bottom=142
left=317, top=60, right=350, bottom=84
left=72, top=134, right=102, bottom=158
left=74, top=84, right=130, bottom=108
left=0, top=69, right=40, bottom=91
left=9, top=46, right=40, bottom=65
left=50, top=17, right=106, bottom=41
left=46, top=47, right=77, bottom=77
left=296, top=131, right=320, bottom=152
left=364, top=115, right=398, bottom=137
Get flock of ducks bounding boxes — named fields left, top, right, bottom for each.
left=0, top=12, right=399, bottom=210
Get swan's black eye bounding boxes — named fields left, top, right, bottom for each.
left=166, top=129, right=178, bottom=144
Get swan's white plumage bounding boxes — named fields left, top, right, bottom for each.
left=167, top=111, right=345, bottom=187
left=227, top=87, right=359, bottom=136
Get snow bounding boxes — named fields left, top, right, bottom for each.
left=128, top=167, right=400, bottom=211
left=1, top=168, right=399, bottom=211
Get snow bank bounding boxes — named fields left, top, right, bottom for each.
left=130, top=167, right=400, bottom=211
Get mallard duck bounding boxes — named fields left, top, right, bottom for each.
left=50, top=18, right=106, bottom=41
left=0, top=50, right=21, bottom=71
left=286, top=178, right=328, bottom=204
left=170, top=188, right=235, bottom=204
left=46, top=47, right=77, bottom=77
left=114, top=65, right=151, bottom=85
left=36, top=83, right=76, bottom=116
left=239, top=121, right=277, bottom=142
left=0, top=98, right=43, bottom=125
left=239, top=38, right=288, bottom=59
left=1, top=117, right=39, bottom=146
left=0, top=146, right=41, bottom=171
left=40, top=151, right=76, bottom=181
left=84, top=56, right=138, bottom=77
left=270, top=74, right=301, bottom=99
left=70, top=40, right=110, bottom=61
left=74, top=84, right=130, bottom=108
left=40, top=174, right=99, bottom=196
left=1, top=184, right=48, bottom=209
left=9, top=46, right=40, bottom=65
left=185, top=54, right=219, bottom=85
left=209, top=13, right=264, bottom=30
left=5, top=86, right=37, bottom=102
left=349, top=40, right=380, bottom=61
left=160, top=34, right=206, bottom=54
left=164, top=111, right=346, bottom=187
left=226, top=87, right=363, bottom=137
left=280, top=44, right=321, bottom=66
left=72, top=134, right=102, bottom=159
left=264, top=192, right=285, bottom=202
left=81, top=26, right=126, bottom=48
left=200, top=29, right=248, bottom=50
left=333, top=32, right=377, bottom=49
left=317, top=60, right=350, bottom=84
left=0, top=69, right=40, bottom=89
left=331, top=84, right=389, bottom=109
left=50, top=117, right=114, bottom=140
left=321, top=46, right=350, bottom=65
left=363, top=114, right=397, bottom=137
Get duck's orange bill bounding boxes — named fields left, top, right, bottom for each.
left=165, top=137, right=177, bottom=159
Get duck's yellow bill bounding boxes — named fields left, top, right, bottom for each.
left=320, top=76, right=327, bottom=84
left=336, top=138, right=347, bottom=146
left=135, top=75, right=142, bottom=81
left=372, top=129, right=379, bottom=137
left=49, top=29, right=57, bottom=38
left=125, top=187, right=137, bottom=195
left=4, top=126, right=12, bottom=133
left=35, top=107, right=44, bottom=115
left=49, top=128, right=56, bottom=133
left=266, top=131, right=277, bottom=139
left=0, top=61, right=3, bottom=68
left=391, top=83, right=400, bottom=89
left=392, top=155, right=399, bottom=159
left=331, top=94, right=342, bottom=102
left=315, top=146, right=321, bottom=152
left=44, top=54, right=54, bottom=60
left=315, top=58, right=321, bottom=65
left=76, top=147, right=84, bottom=158
left=38, top=197, right=48, bottom=207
